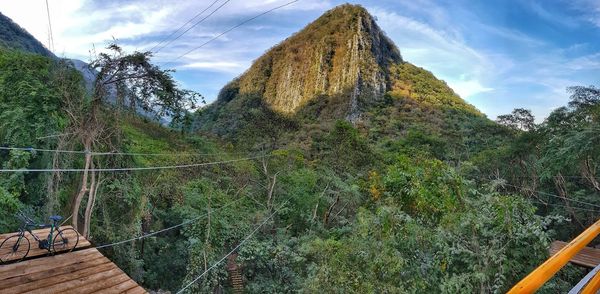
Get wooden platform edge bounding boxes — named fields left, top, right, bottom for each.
left=0, top=248, right=148, bottom=294
left=550, top=240, right=600, bottom=268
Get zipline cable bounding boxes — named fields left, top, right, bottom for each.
left=35, top=132, right=76, bottom=140
left=149, top=0, right=222, bottom=53
left=530, top=200, right=599, bottom=213
left=176, top=200, right=287, bottom=294
left=153, top=0, right=231, bottom=53
left=0, top=146, right=257, bottom=157
left=502, top=183, right=600, bottom=209
left=0, top=155, right=270, bottom=173
left=166, top=0, right=298, bottom=65
left=96, top=193, right=248, bottom=249
left=508, top=175, right=600, bottom=180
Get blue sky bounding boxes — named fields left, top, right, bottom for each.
left=1, top=0, right=599, bottom=121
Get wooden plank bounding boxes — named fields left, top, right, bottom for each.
left=0, top=246, right=147, bottom=294
left=550, top=241, right=600, bottom=268
left=93, top=279, right=140, bottom=293
left=0, top=248, right=101, bottom=279
left=0, top=226, right=90, bottom=262
left=0, top=255, right=109, bottom=290
left=125, top=286, right=149, bottom=294
left=71, top=272, right=131, bottom=293
left=3, top=261, right=115, bottom=294
left=34, top=267, right=123, bottom=294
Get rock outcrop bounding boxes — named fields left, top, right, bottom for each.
left=224, top=4, right=401, bottom=116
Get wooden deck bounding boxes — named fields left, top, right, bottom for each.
left=0, top=248, right=146, bottom=293
left=0, top=227, right=147, bottom=293
left=550, top=240, right=600, bottom=268
left=0, top=226, right=91, bottom=262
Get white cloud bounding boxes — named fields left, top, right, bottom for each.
left=1, top=0, right=597, bottom=121
left=529, top=0, right=580, bottom=28
left=478, top=23, right=545, bottom=47
left=369, top=7, right=495, bottom=99
left=180, top=61, right=247, bottom=72
left=451, top=80, right=494, bottom=98
left=564, top=0, right=600, bottom=27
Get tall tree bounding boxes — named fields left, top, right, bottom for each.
left=496, top=108, right=535, bottom=131
left=71, top=44, right=200, bottom=236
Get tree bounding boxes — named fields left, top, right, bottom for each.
left=496, top=108, right=535, bottom=131
left=567, top=85, right=600, bottom=110
left=70, top=43, right=200, bottom=236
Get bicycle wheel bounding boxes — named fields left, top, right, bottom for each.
left=52, top=228, right=79, bottom=253
left=0, top=235, right=30, bottom=263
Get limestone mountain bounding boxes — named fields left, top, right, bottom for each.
left=234, top=4, right=401, bottom=118
left=193, top=4, right=495, bottom=154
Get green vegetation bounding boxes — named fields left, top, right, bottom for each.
left=0, top=13, right=53, bottom=57
left=2, top=4, right=600, bottom=294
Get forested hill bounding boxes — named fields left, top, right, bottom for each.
left=193, top=4, right=496, bottom=159
left=2, top=3, right=599, bottom=293
left=0, top=12, right=53, bottom=57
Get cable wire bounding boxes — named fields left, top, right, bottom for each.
left=530, top=199, right=599, bottom=213
left=45, top=0, right=54, bottom=52
left=176, top=200, right=287, bottom=294
left=0, top=146, right=254, bottom=157
left=502, top=183, right=600, bottom=209
left=96, top=194, right=248, bottom=249
left=149, top=0, right=221, bottom=52
left=35, top=132, right=76, bottom=140
left=166, top=0, right=298, bottom=65
left=0, top=155, right=270, bottom=173
left=153, top=0, right=231, bottom=53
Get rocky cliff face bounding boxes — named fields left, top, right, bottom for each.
left=196, top=4, right=483, bottom=144
left=225, top=4, right=401, bottom=117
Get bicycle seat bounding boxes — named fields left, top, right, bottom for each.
left=49, top=215, right=63, bottom=221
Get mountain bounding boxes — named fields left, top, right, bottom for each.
left=0, top=12, right=54, bottom=57
left=234, top=4, right=401, bottom=118
left=194, top=4, right=490, bottom=152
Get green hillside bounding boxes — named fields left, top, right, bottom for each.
left=1, top=4, right=598, bottom=293
left=0, top=12, right=53, bottom=57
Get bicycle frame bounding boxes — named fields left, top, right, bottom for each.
left=17, top=218, right=60, bottom=251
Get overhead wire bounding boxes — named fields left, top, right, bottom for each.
left=96, top=193, right=248, bottom=249
left=148, top=0, right=221, bottom=52
left=501, top=183, right=600, bottom=209
left=529, top=199, right=599, bottom=213
left=45, top=0, right=54, bottom=52
left=0, top=155, right=270, bottom=173
left=152, top=0, right=231, bottom=54
left=176, top=200, right=288, bottom=294
left=508, top=175, right=600, bottom=180
left=0, top=146, right=256, bottom=157
left=35, top=132, right=76, bottom=140
left=165, top=0, right=298, bottom=65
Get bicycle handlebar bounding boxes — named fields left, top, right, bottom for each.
left=16, top=212, right=38, bottom=227
left=15, top=212, right=54, bottom=229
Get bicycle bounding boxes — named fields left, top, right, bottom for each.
left=0, top=212, right=79, bottom=263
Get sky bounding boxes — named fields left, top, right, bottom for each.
left=0, top=0, right=599, bottom=121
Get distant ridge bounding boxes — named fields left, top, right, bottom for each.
left=0, top=12, right=54, bottom=57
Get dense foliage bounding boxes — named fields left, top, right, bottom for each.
left=0, top=12, right=53, bottom=57
left=2, top=6, right=599, bottom=293
left=0, top=40, right=565, bottom=294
